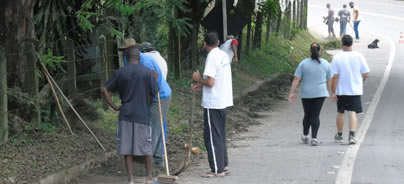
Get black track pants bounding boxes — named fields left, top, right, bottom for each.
left=203, top=108, right=228, bottom=173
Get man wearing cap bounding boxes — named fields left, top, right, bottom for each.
left=140, top=42, right=168, bottom=80
left=119, top=38, right=172, bottom=168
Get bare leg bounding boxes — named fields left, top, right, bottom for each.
left=348, top=111, right=357, bottom=132
left=144, top=156, right=153, bottom=182
left=124, top=155, right=134, bottom=183
left=336, top=113, right=345, bottom=133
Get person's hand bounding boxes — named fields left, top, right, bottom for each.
left=233, top=57, right=238, bottom=64
left=191, top=83, right=202, bottom=92
left=113, top=105, right=121, bottom=111
left=192, top=70, right=201, bottom=82
left=332, top=93, right=338, bottom=102
left=288, top=93, right=295, bottom=103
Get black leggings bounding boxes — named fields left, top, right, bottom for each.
left=301, top=97, right=325, bottom=138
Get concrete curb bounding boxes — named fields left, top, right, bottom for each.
left=36, top=151, right=117, bottom=184
left=233, top=72, right=282, bottom=102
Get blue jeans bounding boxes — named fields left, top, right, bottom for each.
left=354, top=21, right=360, bottom=39
left=340, top=22, right=347, bottom=37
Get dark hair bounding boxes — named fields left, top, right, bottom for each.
left=127, top=46, right=140, bottom=62
left=310, top=42, right=321, bottom=63
left=342, top=35, right=353, bottom=46
left=204, top=32, right=219, bottom=47
left=343, top=4, right=347, bottom=8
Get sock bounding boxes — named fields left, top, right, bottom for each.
left=338, top=132, right=343, bottom=136
left=349, top=131, right=355, bottom=137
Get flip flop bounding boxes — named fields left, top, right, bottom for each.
left=201, top=171, right=226, bottom=178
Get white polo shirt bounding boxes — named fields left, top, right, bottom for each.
left=202, top=47, right=233, bottom=109
left=331, top=50, right=370, bottom=95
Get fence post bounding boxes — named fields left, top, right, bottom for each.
left=99, top=35, right=108, bottom=110
left=0, top=47, right=8, bottom=143
left=65, top=39, right=77, bottom=96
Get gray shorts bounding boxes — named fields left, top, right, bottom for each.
left=117, top=120, right=152, bottom=156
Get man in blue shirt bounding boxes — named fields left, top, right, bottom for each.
left=120, top=38, right=172, bottom=167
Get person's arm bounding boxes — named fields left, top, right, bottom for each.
left=332, top=74, right=339, bottom=102
left=101, top=87, right=120, bottom=111
left=231, top=42, right=238, bottom=64
left=288, top=77, right=301, bottom=103
left=362, top=73, right=369, bottom=81
left=327, top=78, right=333, bottom=95
left=192, top=70, right=215, bottom=87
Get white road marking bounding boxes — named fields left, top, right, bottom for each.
left=310, top=4, right=404, bottom=22
left=334, top=33, right=397, bottom=184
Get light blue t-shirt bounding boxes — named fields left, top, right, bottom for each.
left=125, top=52, right=171, bottom=99
left=294, top=58, right=333, bottom=98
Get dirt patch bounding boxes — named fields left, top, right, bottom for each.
left=0, top=130, right=115, bottom=184
left=75, top=74, right=292, bottom=180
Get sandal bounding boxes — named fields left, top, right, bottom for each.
left=224, top=167, right=230, bottom=175
left=201, top=171, right=225, bottom=178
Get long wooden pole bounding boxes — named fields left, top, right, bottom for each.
left=222, top=0, right=228, bottom=41
left=158, top=93, right=170, bottom=176
left=35, top=52, right=106, bottom=151
left=41, top=65, right=74, bottom=135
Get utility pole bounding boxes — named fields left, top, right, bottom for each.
left=222, top=0, right=228, bottom=41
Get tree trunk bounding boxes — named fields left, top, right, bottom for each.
left=246, top=17, right=252, bottom=55
left=304, top=0, right=308, bottom=29
left=174, top=33, right=181, bottom=79
left=253, top=11, right=263, bottom=49
left=191, top=21, right=198, bottom=70
left=293, top=0, right=297, bottom=30
left=300, top=0, right=304, bottom=28
left=0, top=47, right=7, bottom=143
left=276, top=9, right=282, bottom=34
left=65, top=39, right=77, bottom=96
left=297, top=0, right=301, bottom=28
left=237, top=30, right=243, bottom=61
left=265, top=15, right=271, bottom=42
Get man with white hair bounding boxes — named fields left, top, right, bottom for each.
left=219, top=35, right=239, bottom=64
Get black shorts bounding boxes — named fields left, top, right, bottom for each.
left=337, top=95, right=363, bottom=113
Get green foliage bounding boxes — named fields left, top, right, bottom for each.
left=40, top=49, right=65, bottom=72
left=322, top=39, right=341, bottom=49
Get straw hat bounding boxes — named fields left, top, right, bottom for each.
left=118, top=38, right=137, bottom=50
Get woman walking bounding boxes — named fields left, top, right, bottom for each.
left=288, top=43, right=333, bottom=146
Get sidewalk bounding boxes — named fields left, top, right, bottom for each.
left=176, top=32, right=390, bottom=184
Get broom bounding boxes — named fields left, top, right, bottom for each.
left=156, top=93, right=178, bottom=184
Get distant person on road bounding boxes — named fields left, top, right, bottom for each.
left=219, top=35, right=239, bottom=64
left=101, top=46, right=159, bottom=184
left=192, top=31, right=233, bottom=177
left=338, top=4, right=351, bottom=37
left=349, top=1, right=361, bottom=41
left=288, top=43, right=333, bottom=146
left=331, top=35, right=369, bottom=145
left=324, top=3, right=336, bottom=38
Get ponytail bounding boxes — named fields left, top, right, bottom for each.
left=310, top=42, right=321, bottom=63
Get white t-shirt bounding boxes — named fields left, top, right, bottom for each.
left=202, top=47, right=233, bottom=109
left=144, top=51, right=168, bottom=80
left=331, top=51, right=369, bottom=95
left=219, top=39, right=234, bottom=63
left=352, top=6, right=361, bottom=21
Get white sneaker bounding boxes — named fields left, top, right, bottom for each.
left=301, top=135, right=309, bottom=144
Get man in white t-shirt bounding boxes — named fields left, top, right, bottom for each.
left=331, top=35, right=369, bottom=145
left=192, top=31, right=233, bottom=178
left=349, top=1, right=361, bottom=41
left=219, top=35, right=239, bottom=64
left=140, top=42, right=168, bottom=80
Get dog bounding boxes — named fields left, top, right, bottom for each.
left=368, top=39, right=380, bottom=49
